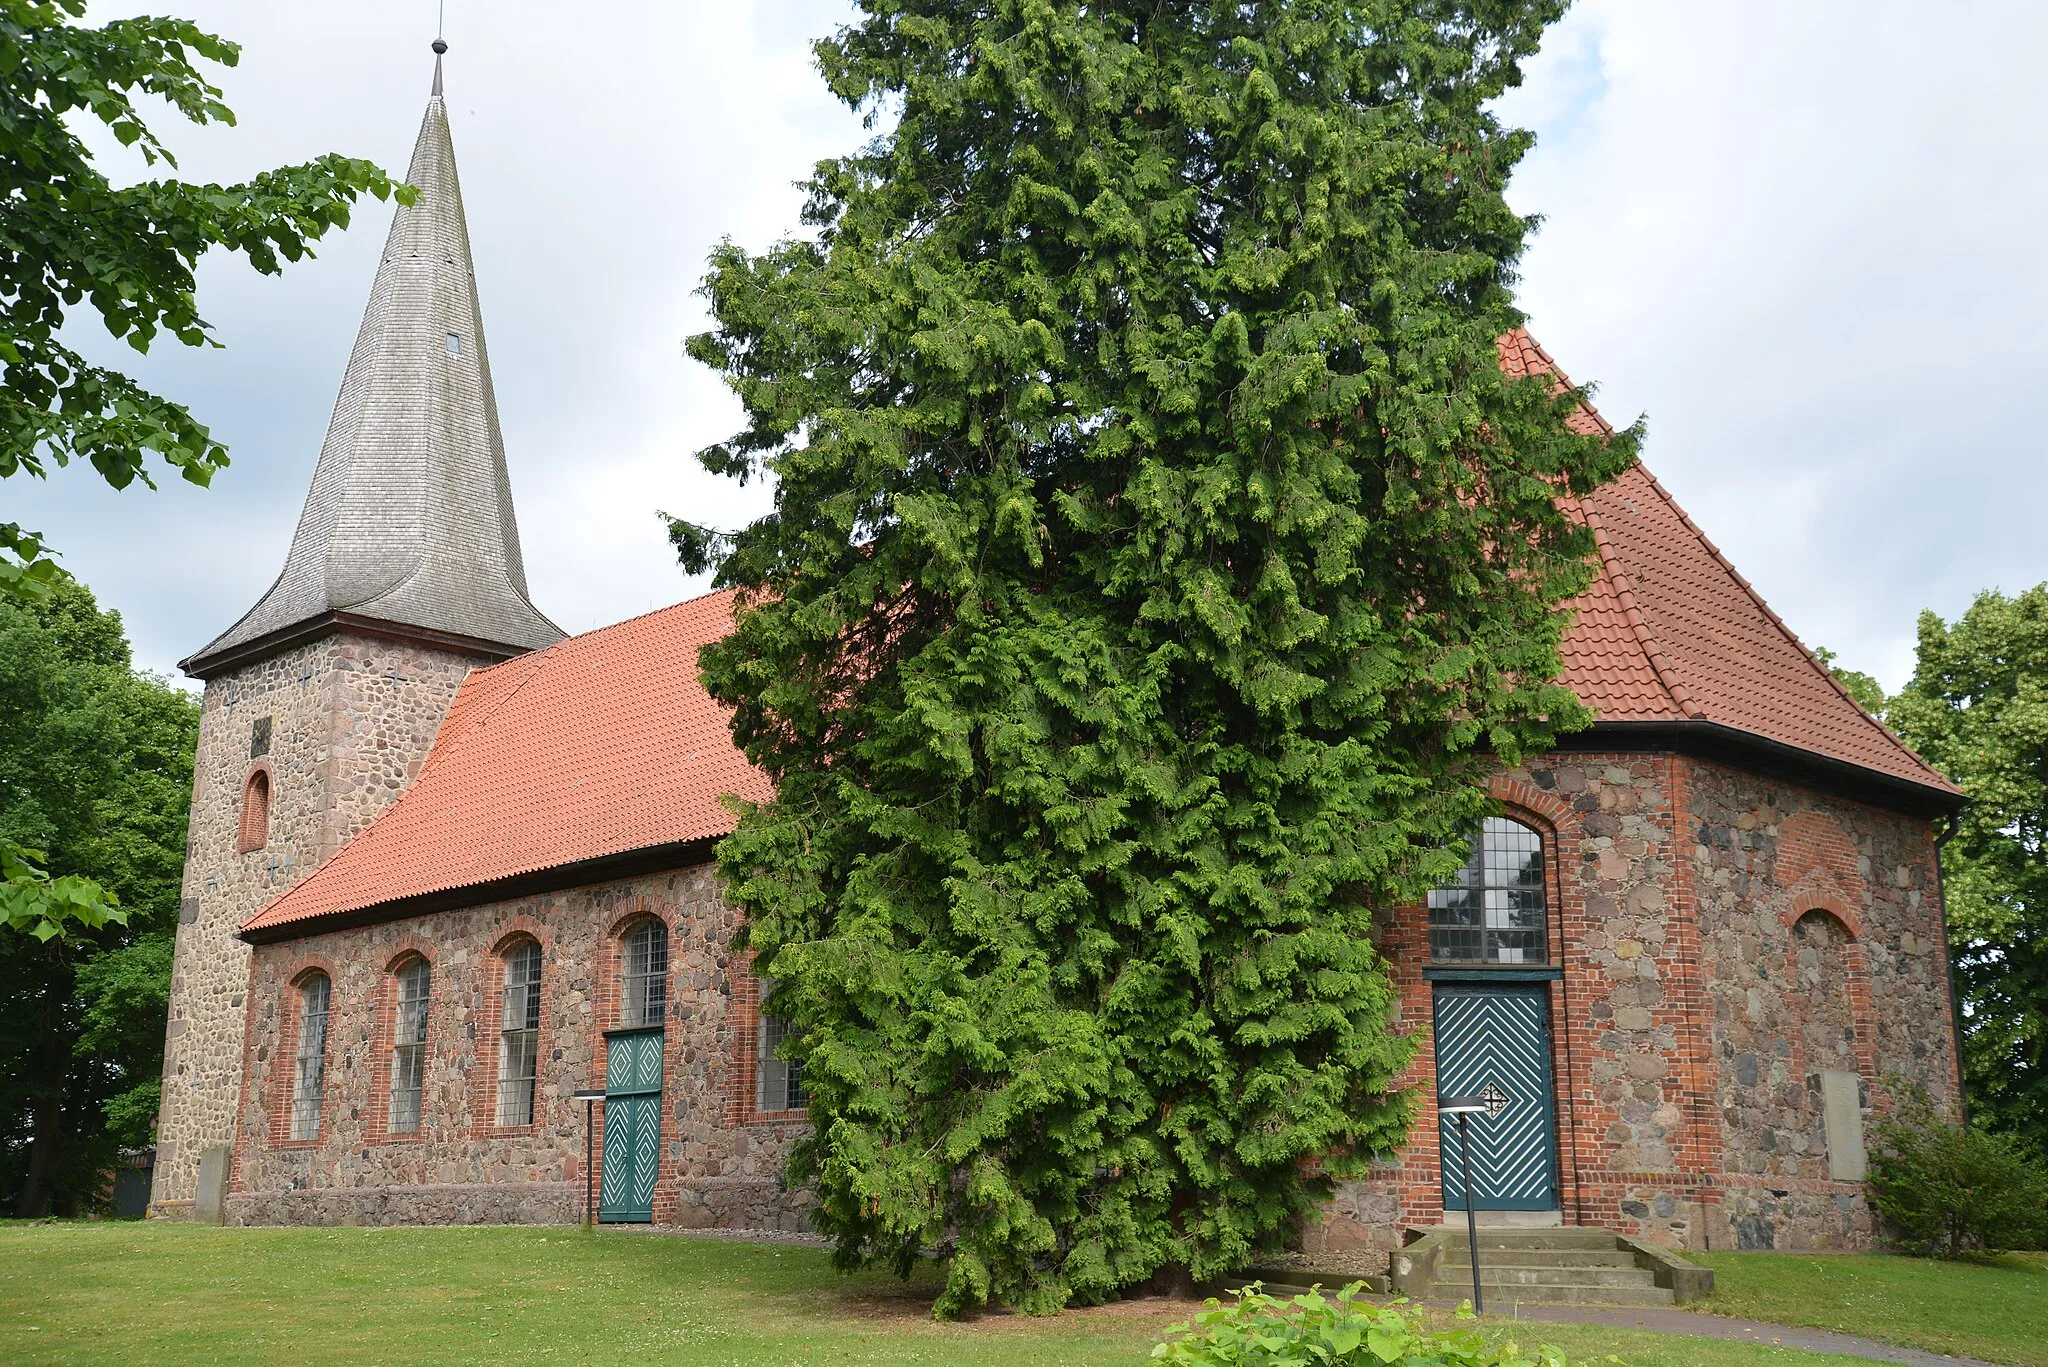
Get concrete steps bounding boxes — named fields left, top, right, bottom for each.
left=1391, top=1227, right=1712, bottom=1309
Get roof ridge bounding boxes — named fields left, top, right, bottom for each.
left=1504, top=327, right=1616, bottom=437
left=1576, top=495, right=1702, bottom=719
left=1628, top=464, right=1948, bottom=784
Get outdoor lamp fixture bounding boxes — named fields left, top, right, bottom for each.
left=1438, top=1094, right=1499, bottom=1315
left=571, top=1089, right=606, bottom=1229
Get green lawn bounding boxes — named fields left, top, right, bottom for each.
left=0, top=1222, right=1972, bottom=1367
left=1697, top=1249, right=2048, bottom=1367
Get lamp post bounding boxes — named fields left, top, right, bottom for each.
left=1438, top=1094, right=1499, bottom=1315
left=571, top=1088, right=605, bottom=1229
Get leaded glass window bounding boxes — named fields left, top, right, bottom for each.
left=388, top=958, right=431, bottom=1134
left=495, top=941, right=542, bottom=1126
left=621, top=921, right=669, bottom=1029
left=756, top=982, right=807, bottom=1113
left=289, top=973, right=330, bottom=1141
left=1427, top=817, right=1549, bottom=964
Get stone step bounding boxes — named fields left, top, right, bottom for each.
left=1428, top=1280, right=1675, bottom=1308
left=1424, top=1227, right=1620, bottom=1250
left=1438, top=1248, right=1639, bottom=1269
left=1436, top=1265, right=1657, bottom=1289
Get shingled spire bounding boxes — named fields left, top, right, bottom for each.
left=183, top=52, right=562, bottom=677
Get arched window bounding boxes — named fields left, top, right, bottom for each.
left=388, top=958, right=432, bottom=1134
left=1428, top=816, right=1549, bottom=964
left=238, top=769, right=271, bottom=852
left=756, top=980, right=807, bottom=1113
left=495, top=941, right=542, bottom=1126
left=620, top=921, right=669, bottom=1029
left=289, top=973, right=331, bottom=1141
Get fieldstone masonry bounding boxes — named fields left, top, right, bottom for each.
left=150, top=631, right=490, bottom=1214
left=228, top=868, right=809, bottom=1230
left=1299, top=752, right=1959, bottom=1272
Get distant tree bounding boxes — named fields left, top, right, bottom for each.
left=678, top=0, right=1631, bottom=1315
left=1815, top=646, right=1887, bottom=719
left=0, top=575, right=197, bottom=1214
left=0, top=0, right=408, bottom=935
left=1889, top=587, right=2048, bottom=1161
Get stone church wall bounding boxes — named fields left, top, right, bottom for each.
left=220, top=747, right=1956, bottom=1260
left=226, top=864, right=809, bottom=1231
left=153, top=632, right=487, bottom=1213
left=1302, top=750, right=1957, bottom=1270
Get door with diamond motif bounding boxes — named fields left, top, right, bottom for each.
left=1433, top=984, right=1560, bottom=1212
left=599, top=1027, right=663, bottom=1223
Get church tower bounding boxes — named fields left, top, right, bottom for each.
left=150, top=48, right=561, bottom=1217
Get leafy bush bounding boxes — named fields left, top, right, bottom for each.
left=1867, top=1093, right=2048, bottom=1256
left=1149, top=1284, right=1612, bottom=1367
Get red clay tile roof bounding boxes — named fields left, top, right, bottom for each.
left=242, top=334, right=1957, bottom=936
left=241, top=589, right=770, bottom=936
left=1507, top=329, right=1958, bottom=797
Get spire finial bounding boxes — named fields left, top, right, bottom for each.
left=430, top=2, right=447, bottom=93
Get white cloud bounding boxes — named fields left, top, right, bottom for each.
left=18, top=2, right=2046, bottom=695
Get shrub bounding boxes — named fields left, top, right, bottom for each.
left=1148, top=1284, right=1612, bottom=1367
left=1866, top=1092, right=2048, bottom=1257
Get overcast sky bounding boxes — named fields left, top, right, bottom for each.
left=17, top=2, right=2046, bottom=689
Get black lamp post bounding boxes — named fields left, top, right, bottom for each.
left=1438, top=1094, right=1498, bottom=1315
left=571, top=1088, right=605, bottom=1229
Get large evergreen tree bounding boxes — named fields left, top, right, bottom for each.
left=1890, top=588, right=2048, bottom=1161
left=0, top=575, right=197, bottom=1214
left=676, top=0, right=1632, bottom=1314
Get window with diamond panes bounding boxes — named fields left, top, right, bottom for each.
left=289, top=973, right=331, bottom=1141
left=387, top=958, right=431, bottom=1134
left=1427, top=817, right=1549, bottom=963
left=495, top=942, right=541, bottom=1126
left=620, top=921, right=668, bottom=1029
left=756, top=982, right=807, bottom=1113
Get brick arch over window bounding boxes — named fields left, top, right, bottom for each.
left=1783, top=901, right=1878, bottom=1086
left=1490, top=775, right=1578, bottom=835
left=369, top=946, right=435, bottom=1141
left=606, top=908, right=673, bottom=1032
left=478, top=929, right=548, bottom=1131
left=237, top=763, right=273, bottom=853
left=272, top=961, right=336, bottom=1146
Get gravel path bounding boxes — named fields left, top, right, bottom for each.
left=1509, top=1305, right=1999, bottom=1367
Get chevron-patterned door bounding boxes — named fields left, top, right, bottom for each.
left=1433, top=985, right=1559, bottom=1212
left=599, top=1027, right=664, bottom=1223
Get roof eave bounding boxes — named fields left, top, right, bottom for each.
left=181, top=611, right=544, bottom=680
left=238, top=835, right=724, bottom=945
left=1555, top=719, right=1965, bottom=819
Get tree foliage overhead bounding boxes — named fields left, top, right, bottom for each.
left=677, top=0, right=1633, bottom=1315
left=1890, top=587, right=2048, bottom=1161
left=0, top=0, right=406, bottom=935
left=0, top=574, right=197, bottom=1215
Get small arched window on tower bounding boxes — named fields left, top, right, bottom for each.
left=620, top=920, right=669, bottom=1029
left=495, top=941, right=542, bottom=1127
left=444, top=331, right=461, bottom=357
left=238, top=769, right=271, bottom=853
left=289, top=972, right=331, bottom=1141
left=1428, top=817, right=1549, bottom=964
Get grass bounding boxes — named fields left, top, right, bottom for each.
left=1696, top=1248, right=2048, bottom=1366
left=0, top=1222, right=1982, bottom=1367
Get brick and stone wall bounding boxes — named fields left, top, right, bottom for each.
left=1302, top=751, right=1958, bottom=1270
left=226, top=865, right=809, bottom=1231
left=217, top=746, right=1956, bottom=1258
left=152, top=631, right=488, bottom=1213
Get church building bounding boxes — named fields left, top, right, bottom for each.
left=150, top=61, right=1966, bottom=1266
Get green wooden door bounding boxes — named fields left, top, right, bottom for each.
left=599, top=1027, right=663, bottom=1223
left=1434, top=984, right=1560, bottom=1212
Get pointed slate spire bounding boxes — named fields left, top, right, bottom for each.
left=183, top=51, right=563, bottom=677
